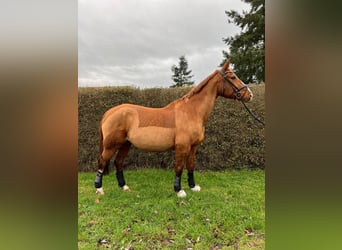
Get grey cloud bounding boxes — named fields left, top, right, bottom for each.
left=79, top=0, right=250, bottom=87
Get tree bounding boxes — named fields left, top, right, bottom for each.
left=221, top=0, right=265, bottom=83
left=170, top=56, right=194, bottom=88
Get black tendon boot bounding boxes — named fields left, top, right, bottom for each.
left=94, top=170, right=103, bottom=188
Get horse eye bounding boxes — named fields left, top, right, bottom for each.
left=230, top=76, right=236, bottom=80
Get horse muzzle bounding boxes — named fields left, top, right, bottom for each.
left=237, top=87, right=253, bottom=102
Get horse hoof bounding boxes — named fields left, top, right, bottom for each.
left=96, top=187, right=104, bottom=195
left=191, top=185, right=201, bottom=192
left=177, top=190, right=187, bottom=198
left=122, top=185, right=131, bottom=191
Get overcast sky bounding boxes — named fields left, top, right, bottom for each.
left=78, top=0, right=250, bottom=88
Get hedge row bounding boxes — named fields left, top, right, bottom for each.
left=78, top=84, right=265, bottom=172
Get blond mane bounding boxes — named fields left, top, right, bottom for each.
left=181, top=70, right=217, bottom=102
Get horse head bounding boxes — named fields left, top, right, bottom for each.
left=218, top=60, right=253, bottom=102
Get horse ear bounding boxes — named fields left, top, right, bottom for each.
left=221, top=60, right=230, bottom=71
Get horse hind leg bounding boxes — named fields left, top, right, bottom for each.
left=114, top=141, right=132, bottom=191
left=95, top=147, right=118, bottom=195
left=95, top=129, right=128, bottom=194
left=114, top=141, right=131, bottom=191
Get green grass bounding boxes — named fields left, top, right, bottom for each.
left=78, top=169, right=264, bottom=249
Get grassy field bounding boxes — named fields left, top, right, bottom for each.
left=78, top=169, right=264, bottom=249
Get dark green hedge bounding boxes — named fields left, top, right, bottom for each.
left=78, top=84, right=265, bottom=172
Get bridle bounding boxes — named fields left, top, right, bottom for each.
left=218, top=69, right=248, bottom=100
left=218, top=69, right=265, bottom=126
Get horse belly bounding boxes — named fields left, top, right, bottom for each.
left=128, top=127, right=175, bottom=152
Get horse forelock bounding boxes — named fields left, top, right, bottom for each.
left=181, top=71, right=217, bottom=102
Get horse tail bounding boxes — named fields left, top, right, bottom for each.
left=99, top=122, right=104, bottom=157
left=98, top=121, right=110, bottom=175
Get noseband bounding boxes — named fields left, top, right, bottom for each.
left=218, top=69, right=248, bottom=100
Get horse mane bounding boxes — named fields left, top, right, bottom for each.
left=181, top=70, right=217, bottom=102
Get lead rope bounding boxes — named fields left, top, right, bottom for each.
left=241, top=101, right=265, bottom=126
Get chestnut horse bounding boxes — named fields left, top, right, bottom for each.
left=94, top=60, right=253, bottom=197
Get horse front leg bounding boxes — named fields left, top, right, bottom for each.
left=186, top=145, right=201, bottom=192
left=174, top=144, right=190, bottom=197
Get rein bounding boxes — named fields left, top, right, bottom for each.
left=218, top=69, right=265, bottom=127
left=241, top=101, right=265, bottom=126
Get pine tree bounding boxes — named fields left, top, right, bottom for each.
left=170, top=56, right=194, bottom=88
left=221, top=0, right=265, bottom=83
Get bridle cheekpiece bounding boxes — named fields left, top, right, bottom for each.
left=218, top=69, right=248, bottom=100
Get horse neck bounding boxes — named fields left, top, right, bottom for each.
left=186, top=78, right=218, bottom=124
